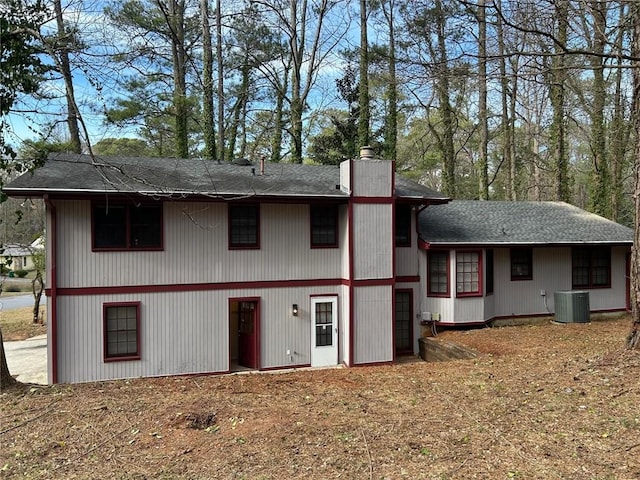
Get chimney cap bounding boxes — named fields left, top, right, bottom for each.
left=359, top=146, right=375, bottom=159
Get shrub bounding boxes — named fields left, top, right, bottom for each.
left=14, top=270, right=28, bottom=278
left=4, top=285, right=22, bottom=292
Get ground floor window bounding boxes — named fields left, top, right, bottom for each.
left=511, top=247, right=532, bottom=280
left=456, top=251, right=482, bottom=297
left=103, top=302, right=141, bottom=361
left=428, top=251, right=450, bottom=297
left=572, top=246, right=611, bottom=288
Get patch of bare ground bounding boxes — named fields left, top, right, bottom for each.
left=2, top=315, right=640, bottom=479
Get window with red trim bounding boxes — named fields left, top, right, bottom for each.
left=456, top=250, right=482, bottom=296
left=103, top=302, right=140, bottom=361
left=229, top=205, right=259, bottom=249
left=310, top=205, right=338, bottom=247
left=428, top=250, right=450, bottom=297
left=93, top=203, right=162, bottom=250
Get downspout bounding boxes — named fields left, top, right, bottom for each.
left=44, top=195, right=58, bottom=384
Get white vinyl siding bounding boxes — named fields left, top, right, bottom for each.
left=54, top=200, right=344, bottom=289
left=352, top=203, right=393, bottom=280
left=352, top=286, right=393, bottom=364
left=421, top=246, right=629, bottom=325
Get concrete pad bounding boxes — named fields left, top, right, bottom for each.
left=3, top=334, right=47, bottom=385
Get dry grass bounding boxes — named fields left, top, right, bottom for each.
left=1, top=315, right=640, bottom=479
left=0, top=306, right=46, bottom=341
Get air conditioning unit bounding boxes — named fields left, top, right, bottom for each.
left=554, top=291, right=590, bottom=323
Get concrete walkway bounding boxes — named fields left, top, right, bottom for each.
left=3, top=334, right=47, bottom=385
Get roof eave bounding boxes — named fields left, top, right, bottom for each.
left=421, top=240, right=633, bottom=248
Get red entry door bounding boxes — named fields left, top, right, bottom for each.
left=238, top=301, right=258, bottom=368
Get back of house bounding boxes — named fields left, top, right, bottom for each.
left=4, top=152, right=632, bottom=384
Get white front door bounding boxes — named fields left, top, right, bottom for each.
left=311, top=296, right=338, bottom=367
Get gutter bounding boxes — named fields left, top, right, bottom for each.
left=43, top=195, right=57, bottom=384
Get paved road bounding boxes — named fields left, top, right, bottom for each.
left=2, top=294, right=45, bottom=385
left=3, top=334, right=47, bottom=385
left=0, top=294, right=35, bottom=311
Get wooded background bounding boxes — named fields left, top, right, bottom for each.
left=1, top=0, right=638, bottom=226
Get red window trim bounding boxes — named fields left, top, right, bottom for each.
left=310, top=205, right=339, bottom=249
left=427, top=250, right=450, bottom=298
left=510, top=247, right=533, bottom=281
left=456, top=250, right=483, bottom=298
left=91, top=202, right=164, bottom=252
left=103, top=301, right=141, bottom=362
left=228, top=204, right=260, bottom=250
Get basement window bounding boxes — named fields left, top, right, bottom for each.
left=103, top=302, right=141, bottom=361
left=93, top=203, right=162, bottom=251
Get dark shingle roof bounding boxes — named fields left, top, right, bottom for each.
left=4, top=153, right=448, bottom=202
left=418, top=200, right=633, bottom=246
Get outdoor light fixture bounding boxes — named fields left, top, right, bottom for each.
left=292, top=304, right=299, bottom=316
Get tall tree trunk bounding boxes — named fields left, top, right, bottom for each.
left=167, top=0, right=189, bottom=158
left=358, top=0, right=370, bottom=149
left=201, top=0, right=216, bottom=161
left=216, top=0, right=225, bottom=162
left=496, top=0, right=515, bottom=201
left=32, top=271, right=44, bottom=324
left=53, top=0, right=81, bottom=153
left=0, top=327, right=16, bottom=389
left=290, top=0, right=303, bottom=163
left=610, top=4, right=626, bottom=221
left=434, top=0, right=456, bottom=197
left=382, top=0, right=397, bottom=162
left=270, top=63, right=289, bottom=163
left=588, top=0, right=610, bottom=217
left=551, top=0, right=569, bottom=201
left=627, top=1, right=640, bottom=349
left=477, top=0, right=488, bottom=200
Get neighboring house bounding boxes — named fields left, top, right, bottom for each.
left=3, top=152, right=633, bottom=384
left=417, top=201, right=633, bottom=325
left=0, top=237, right=44, bottom=272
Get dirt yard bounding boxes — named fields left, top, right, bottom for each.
left=2, top=316, right=640, bottom=479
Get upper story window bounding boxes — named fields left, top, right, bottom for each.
left=229, top=205, right=259, bottom=249
left=310, top=205, right=338, bottom=248
left=395, top=204, right=412, bottom=247
left=93, top=203, right=162, bottom=251
left=511, top=247, right=532, bottom=280
left=103, top=302, right=141, bottom=361
left=456, top=250, right=482, bottom=297
left=427, top=250, right=450, bottom=297
left=572, top=246, right=611, bottom=288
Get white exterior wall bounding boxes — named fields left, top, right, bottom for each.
left=338, top=284, right=350, bottom=365
left=55, top=200, right=344, bottom=288
left=352, top=286, right=393, bottom=364
left=420, top=246, right=630, bottom=326
left=396, top=213, right=419, bottom=277
left=55, top=285, right=343, bottom=384
left=353, top=203, right=393, bottom=279
left=351, top=161, right=393, bottom=197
